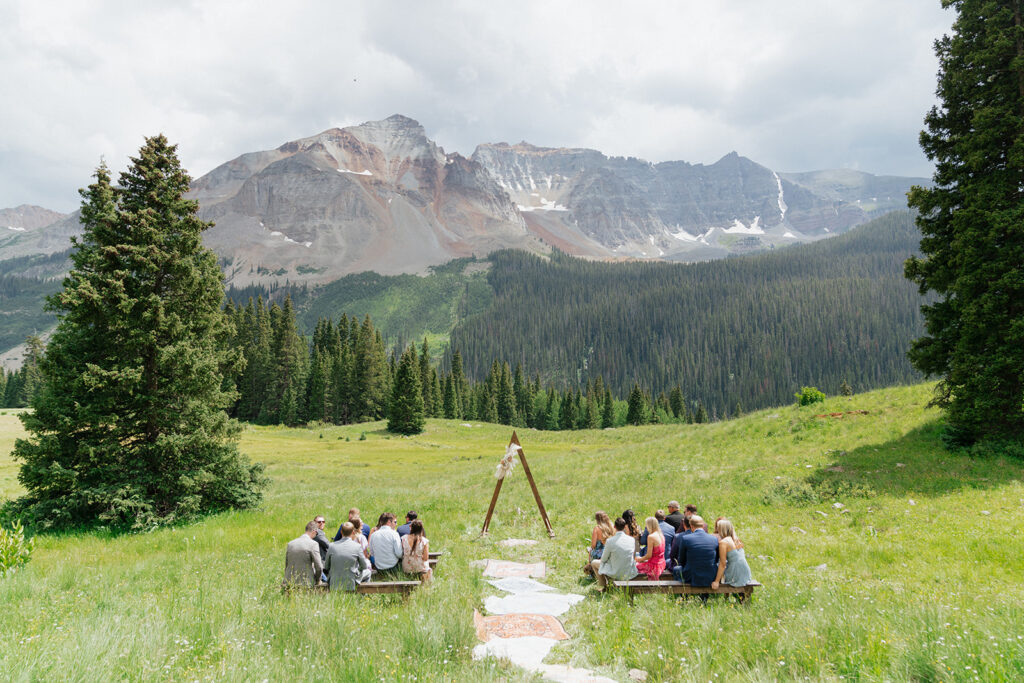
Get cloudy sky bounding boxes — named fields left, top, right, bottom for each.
left=1, top=1, right=953, bottom=213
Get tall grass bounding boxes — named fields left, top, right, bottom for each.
left=1, top=384, right=1022, bottom=681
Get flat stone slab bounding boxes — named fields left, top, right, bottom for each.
left=472, top=636, right=557, bottom=669
left=481, top=559, right=547, bottom=578
left=484, top=592, right=585, bottom=617
left=474, top=610, right=569, bottom=642
left=497, top=538, right=539, bottom=548
left=487, top=576, right=555, bottom=594
left=536, top=664, right=618, bottom=683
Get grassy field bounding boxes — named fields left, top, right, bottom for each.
left=1, top=383, right=1022, bottom=681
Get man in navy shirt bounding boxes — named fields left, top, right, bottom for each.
left=673, top=515, right=718, bottom=587
left=397, top=510, right=417, bottom=537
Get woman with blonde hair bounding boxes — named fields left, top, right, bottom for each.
left=711, top=518, right=753, bottom=589
left=635, top=516, right=666, bottom=580
left=584, top=511, right=615, bottom=575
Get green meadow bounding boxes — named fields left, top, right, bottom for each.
left=1, top=383, right=1022, bottom=681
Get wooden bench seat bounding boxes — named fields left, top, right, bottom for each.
left=612, top=579, right=761, bottom=604
left=356, top=581, right=421, bottom=595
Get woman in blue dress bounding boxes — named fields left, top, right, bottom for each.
left=711, top=518, right=753, bottom=589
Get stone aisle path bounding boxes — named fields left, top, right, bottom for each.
left=471, top=550, right=617, bottom=683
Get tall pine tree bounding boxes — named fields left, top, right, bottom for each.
left=8, top=139, right=266, bottom=530
left=905, top=0, right=1024, bottom=445
left=388, top=344, right=425, bottom=435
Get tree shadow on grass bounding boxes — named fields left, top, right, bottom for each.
left=804, top=418, right=1024, bottom=500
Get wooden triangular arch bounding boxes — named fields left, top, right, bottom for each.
left=481, top=431, right=554, bottom=537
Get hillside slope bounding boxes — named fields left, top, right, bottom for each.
left=1, top=383, right=1021, bottom=681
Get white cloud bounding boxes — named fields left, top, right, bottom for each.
left=0, top=0, right=952, bottom=212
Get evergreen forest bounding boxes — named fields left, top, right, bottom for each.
left=450, top=211, right=926, bottom=417
left=203, top=210, right=926, bottom=430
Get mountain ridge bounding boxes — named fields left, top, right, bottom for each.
left=0, top=115, right=927, bottom=288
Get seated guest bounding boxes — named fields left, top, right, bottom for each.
left=324, top=522, right=372, bottom=591
left=283, top=521, right=323, bottom=588
left=590, top=517, right=639, bottom=591
left=397, top=510, right=418, bottom=537
left=684, top=503, right=698, bottom=523
left=401, top=520, right=433, bottom=582
left=622, top=509, right=641, bottom=554
left=656, top=510, right=676, bottom=563
left=367, top=512, right=403, bottom=570
left=668, top=516, right=692, bottom=570
left=712, top=516, right=725, bottom=540
left=712, top=519, right=753, bottom=589
left=349, top=515, right=370, bottom=557
left=664, top=501, right=684, bottom=530
left=635, top=517, right=667, bottom=580
left=584, top=511, right=614, bottom=576
left=639, top=510, right=675, bottom=564
left=313, top=515, right=330, bottom=566
left=673, top=514, right=718, bottom=587
left=334, top=508, right=371, bottom=542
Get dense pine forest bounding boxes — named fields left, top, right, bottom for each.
left=450, top=210, right=925, bottom=417
left=3, top=211, right=925, bottom=424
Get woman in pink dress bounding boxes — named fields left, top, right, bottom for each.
left=635, top=516, right=666, bottom=580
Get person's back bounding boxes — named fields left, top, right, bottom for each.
left=325, top=523, right=372, bottom=591
left=397, top=510, right=417, bottom=537
left=368, top=513, right=403, bottom=570
left=591, top=518, right=639, bottom=590
left=674, top=516, right=718, bottom=586
left=658, top=520, right=675, bottom=564
left=284, top=522, right=324, bottom=588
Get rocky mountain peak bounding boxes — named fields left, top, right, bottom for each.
left=0, top=204, right=67, bottom=233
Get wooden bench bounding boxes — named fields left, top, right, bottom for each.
left=612, top=579, right=761, bottom=605
left=356, top=580, right=421, bottom=596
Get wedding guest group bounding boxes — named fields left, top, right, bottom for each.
left=585, top=499, right=754, bottom=594
left=284, top=508, right=433, bottom=592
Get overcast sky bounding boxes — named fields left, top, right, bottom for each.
left=1, top=1, right=953, bottom=213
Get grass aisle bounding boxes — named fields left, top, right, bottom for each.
left=1, top=383, right=1023, bottom=681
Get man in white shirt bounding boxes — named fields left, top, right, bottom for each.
left=367, top=512, right=403, bottom=570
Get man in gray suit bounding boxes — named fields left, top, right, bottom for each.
left=325, top=522, right=372, bottom=591
left=590, top=517, right=639, bottom=591
left=283, top=521, right=324, bottom=588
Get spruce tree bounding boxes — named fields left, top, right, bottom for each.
left=497, top=361, right=517, bottom=425
left=669, top=386, right=684, bottom=419
left=905, top=0, right=1024, bottom=444
left=559, top=389, right=576, bottom=430
left=388, top=344, right=425, bottom=435
left=543, top=388, right=559, bottom=430
left=626, top=384, right=647, bottom=426
left=8, top=139, right=265, bottom=530
left=601, top=387, right=615, bottom=428
left=442, top=373, right=457, bottom=419
left=419, top=337, right=435, bottom=416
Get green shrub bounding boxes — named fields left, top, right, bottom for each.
left=795, top=386, right=827, bottom=406
left=0, top=520, right=34, bottom=577
left=762, top=478, right=818, bottom=505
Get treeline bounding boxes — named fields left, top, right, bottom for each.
left=0, top=337, right=43, bottom=408
left=448, top=211, right=927, bottom=418
left=221, top=296, right=694, bottom=429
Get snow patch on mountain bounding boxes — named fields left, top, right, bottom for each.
left=6, top=226, right=25, bottom=232
left=338, top=168, right=373, bottom=176
left=773, top=171, right=788, bottom=222
left=517, top=198, right=567, bottom=212
left=722, top=217, right=765, bottom=235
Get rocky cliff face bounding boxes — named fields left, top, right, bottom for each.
left=470, top=143, right=909, bottom=261
left=0, top=115, right=926, bottom=284
left=194, top=115, right=536, bottom=285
